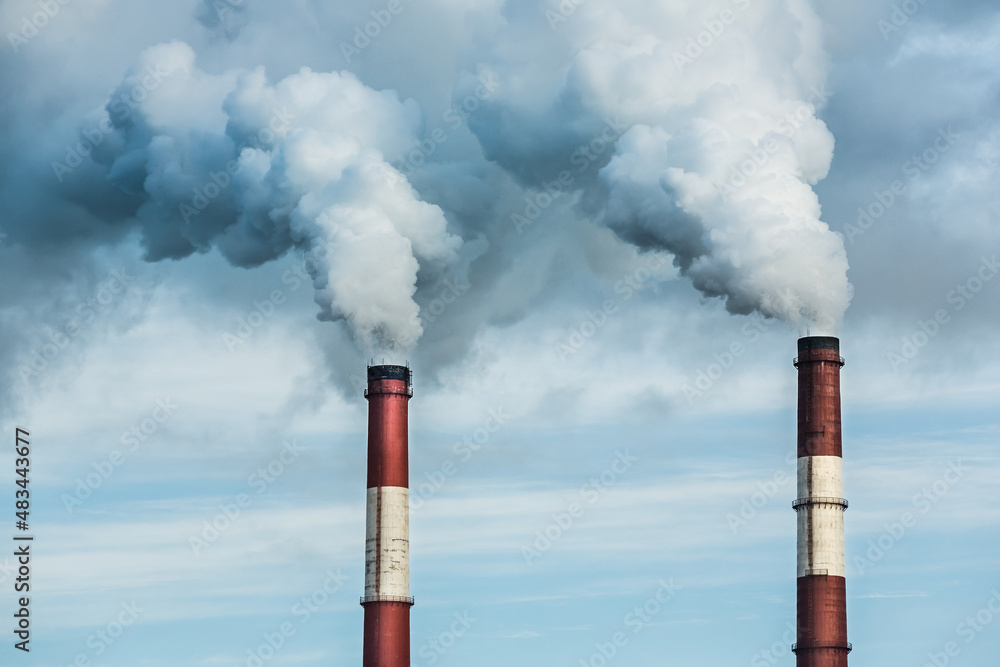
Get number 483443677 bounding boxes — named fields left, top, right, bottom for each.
left=15, top=440, right=29, bottom=528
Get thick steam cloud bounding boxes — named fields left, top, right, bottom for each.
left=466, top=0, right=852, bottom=334
left=194, top=0, right=250, bottom=41
left=17, top=0, right=852, bottom=361
left=87, top=41, right=461, bottom=352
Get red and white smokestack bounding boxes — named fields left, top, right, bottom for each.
left=793, top=336, right=851, bottom=666
left=362, top=365, right=414, bottom=667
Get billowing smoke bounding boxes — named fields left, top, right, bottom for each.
left=87, top=41, right=461, bottom=352
left=463, top=0, right=852, bottom=334
left=3, top=0, right=853, bottom=366
left=195, top=0, right=250, bottom=40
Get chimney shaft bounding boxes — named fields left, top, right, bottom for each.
left=793, top=337, right=850, bottom=666
left=362, top=365, right=413, bottom=667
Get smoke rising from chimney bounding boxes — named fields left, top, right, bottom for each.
left=4, top=0, right=856, bottom=366
left=88, top=41, right=462, bottom=353
left=463, top=0, right=853, bottom=334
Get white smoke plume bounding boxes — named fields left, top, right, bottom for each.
left=465, top=0, right=852, bottom=334
left=89, top=41, right=461, bottom=352
left=194, top=0, right=250, bottom=41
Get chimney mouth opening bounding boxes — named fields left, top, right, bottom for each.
left=367, top=364, right=412, bottom=385
left=797, top=335, right=840, bottom=353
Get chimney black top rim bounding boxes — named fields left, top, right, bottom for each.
left=367, top=364, right=412, bottom=384
left=797, top=336, right=840, bottom=353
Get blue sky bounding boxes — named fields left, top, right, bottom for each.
left=1, top=0, right=999, bottom=666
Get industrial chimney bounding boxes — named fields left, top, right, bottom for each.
left=362, top=364, right=414, bottom=667
left=793, top=336, right=851, bottom=666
